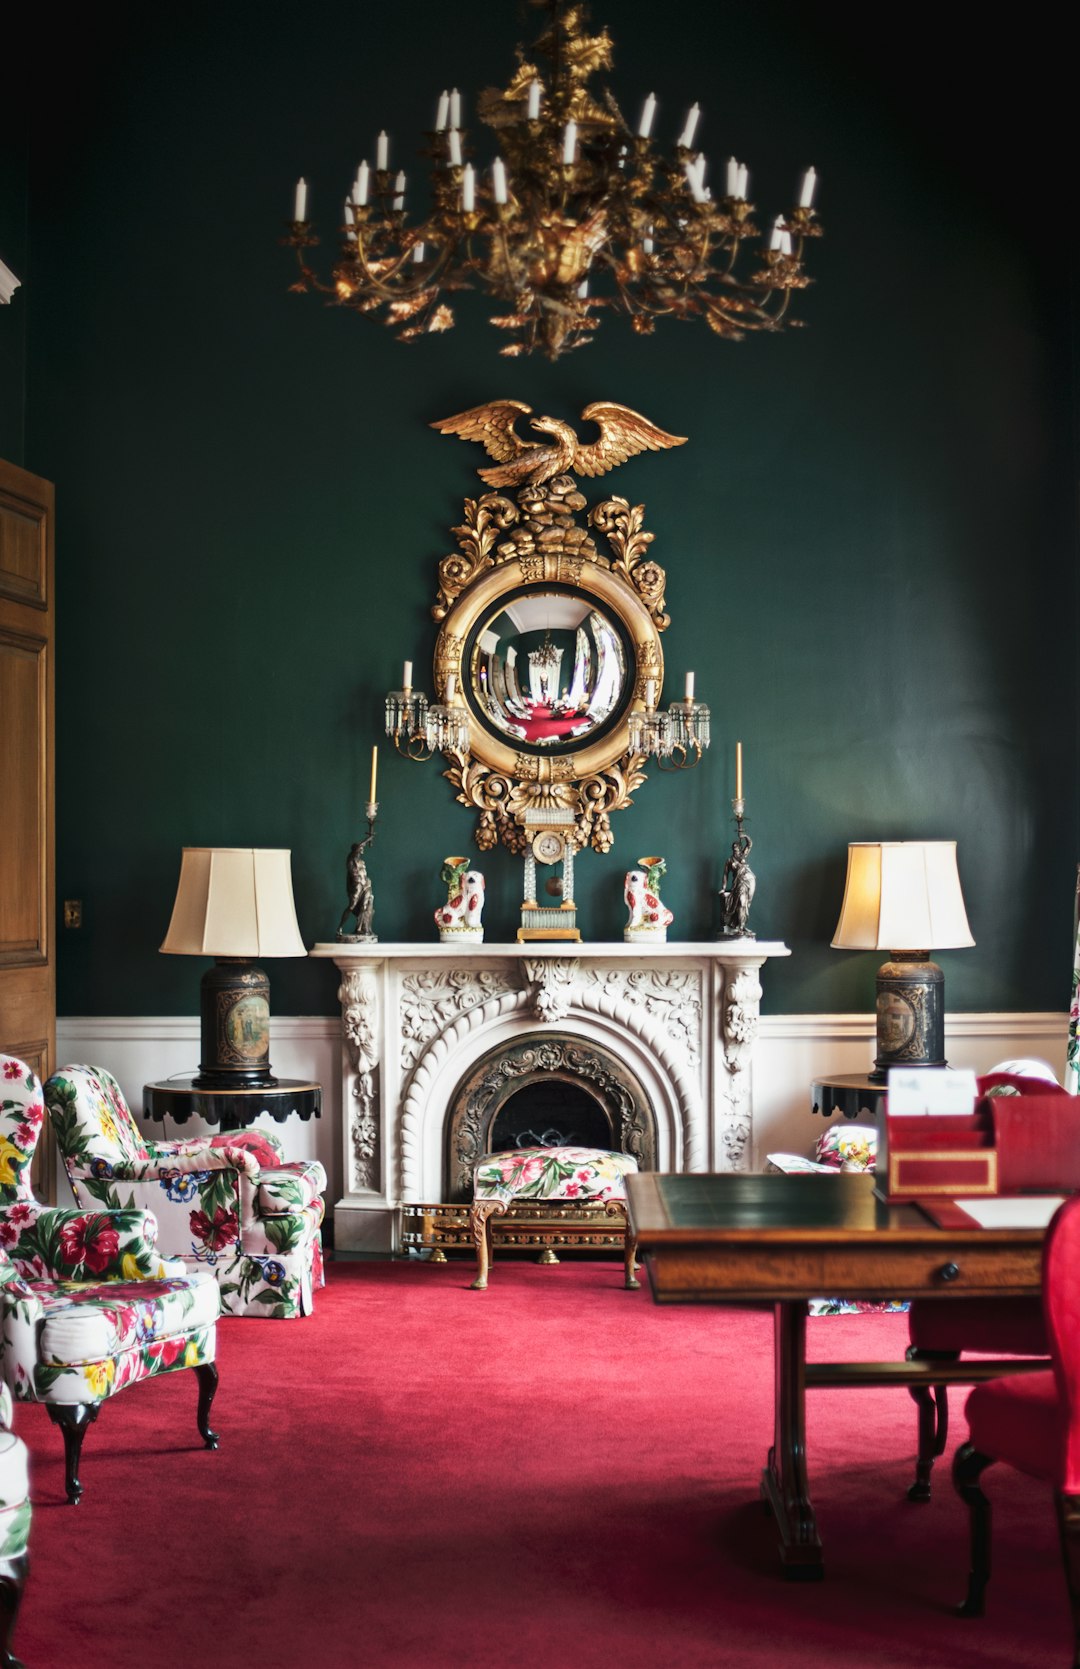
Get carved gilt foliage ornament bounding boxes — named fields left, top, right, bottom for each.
left=429, top=399, right=687, bottom=853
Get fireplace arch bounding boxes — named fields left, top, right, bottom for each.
left=445, top=1033, right=658, bottom=1201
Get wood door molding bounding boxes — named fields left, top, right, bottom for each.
left=0, top=456, right=56, bottom=1198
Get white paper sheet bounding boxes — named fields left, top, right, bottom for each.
left=887, top=1066, right=978, bottom=1116
left=956, top=1195, right=1066, bottom=1229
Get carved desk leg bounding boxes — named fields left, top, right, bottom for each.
left=469, top=1201, right=506, bottom=1291
left=760, top=1300, right=824, bottom=1579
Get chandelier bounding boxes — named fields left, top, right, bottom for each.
left=283, top=0, right=822, bottom=360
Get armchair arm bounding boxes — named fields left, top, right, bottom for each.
left=0, top=1203, right=173, bottom=1281
left=85, top=1145, right=262, bottom=1181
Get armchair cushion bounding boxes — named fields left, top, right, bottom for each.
left=37, top=1273, right=220, bottom=1367
left=473, top=1146, right=639, bottom=1207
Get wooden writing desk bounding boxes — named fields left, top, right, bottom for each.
left=625, top=1172, right=1045, bottom=1579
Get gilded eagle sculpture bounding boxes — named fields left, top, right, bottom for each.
left=431, top=399, right=687, bottom=489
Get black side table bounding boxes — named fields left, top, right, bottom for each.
left=810, top=1073, right=886, bottom=1123
left=144, top=1078, right=321, bottom=1133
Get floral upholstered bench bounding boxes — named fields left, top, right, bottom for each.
left=469, top=1146, right=640, bottom=1292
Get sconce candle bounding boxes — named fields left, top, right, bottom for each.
left=293, top=177, right=307, bottom=221
left=684, top=670, right=695, bottom=701
left=369, top=746, right=378, bottom=804
left=403, top=660, right=413, bottom=692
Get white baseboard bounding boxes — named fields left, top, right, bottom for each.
left=57, top=1010, right=1069, bottom=1203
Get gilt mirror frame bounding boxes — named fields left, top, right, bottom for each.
left=431, top=474, right=670, bottom=856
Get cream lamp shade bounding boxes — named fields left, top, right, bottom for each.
left=160, top=848, right=306, bottom=1088
left=831, top=841, right=975, bottom=953
left=161, top=847, right=307, bottom=958
left=831, top=840, right=974, bottom=1082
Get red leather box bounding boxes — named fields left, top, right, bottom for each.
left=876, top=1081, right=1079, bottom=1203
left=877, top=1103, right=998, bottom=1200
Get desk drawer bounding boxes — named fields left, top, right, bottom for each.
left=645, top=1241, right=1042, bottom=1303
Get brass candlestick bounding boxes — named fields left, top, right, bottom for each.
left=718, top=797, right=756, bottom=940
left=336, top=801, right=379, bottom=943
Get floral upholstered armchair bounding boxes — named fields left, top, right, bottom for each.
left=0, top=1347, right=30, bottom=1669
left=0, top=1055, right=220, bottom=1504
left=45, top=1064, right=326, bottom=1318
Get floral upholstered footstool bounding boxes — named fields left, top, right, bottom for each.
left=469, top=1146, right=640, bottom=1292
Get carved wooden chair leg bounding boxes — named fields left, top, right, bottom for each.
left=624, top=1234, right=640, bottom=1291
left=906, top=1345, right=958, bottom=1501
left=195, top=1362, right=220, bottom=1449
left=1054, top=1491, right=1080, bottom=1668
left=470, top=1201, right=504, bottom=1290
left=46, top=1402, right=100, bottom=1504
left=604, top=1199, right=639, bottom=1290
left=0, top=1555, right=28, bottom=1669
left=953, top=1441, right=995, bottom=1616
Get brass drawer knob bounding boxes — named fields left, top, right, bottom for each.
left=938, top=1261, right=961, bottom=1283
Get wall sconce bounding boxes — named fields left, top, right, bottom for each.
left=832, top=840, right=975, bottom=1083
left=627, top=672, right=710, bottom=770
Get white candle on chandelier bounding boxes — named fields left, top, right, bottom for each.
left=354, top=162, right=369, bottom=206
left=403, top=660, right=413, bottom=692
left=725, top=156, right=739, bottom=197
left=449, top=88, right=461, bottom=129
left=768, top=214, right=784, bottom=252
left=293, top=177, right=308, bottom=221
left=412, top=241, right=426, bottom=263
left=643, top=224, right=655, bottom=254
left=527, top=80, right=541, bottom=120
left=376, top=132, right=389, bottom=172
left=577, top=279, right=589, bottom=298
left=492, top=157, right=508, bottom=204
left=779, top=229, right=792, bottom=256
left=562, top=120, right=578, bottom=164
left=435, top=90, right=450, bottom=132
left=736, top=162, right=749, bottom=200
left=344, top=199, right=355, bottom=228
left=393, top=171, right=406, bottom=210
left=799, top=166, right=817, bottom=209
left=461, top=164, right=475, bottom=212
left=448, top=129, right=462, bottom=168
left=684, top=671, right=695, bottom=702
left=638, top=92, right=657, bottom=139
left=678, top=103, right=701, bottom=149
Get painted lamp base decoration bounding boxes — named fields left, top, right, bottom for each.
left=624, top=856, right=674, bottom=943
left=434, top=856, right=485, bottom=943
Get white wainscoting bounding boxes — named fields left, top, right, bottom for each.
left=55, top=1011, right=1069, bottom=1213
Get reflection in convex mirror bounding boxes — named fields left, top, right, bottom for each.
left=472, top=590, right=628, bottom=751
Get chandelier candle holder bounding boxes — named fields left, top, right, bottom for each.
left=282, top=0, right=822, bottom=360
left=627, top=671, right=710, bottom=769
left=385, top=661, right=472, bottom=762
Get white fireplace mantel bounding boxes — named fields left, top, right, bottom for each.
left=310, top=940, right=789, bottom=1253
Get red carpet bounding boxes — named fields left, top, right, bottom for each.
left=14, top=1259, right=1068, bottom=1668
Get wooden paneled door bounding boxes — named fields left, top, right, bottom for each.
left=0, top=457, right=55, bottom=1199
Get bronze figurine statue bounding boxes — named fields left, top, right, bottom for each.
left=337, top=829, right=376, bottom=943
left=718, top=833, right=756, bottom=940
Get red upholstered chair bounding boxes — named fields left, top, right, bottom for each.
left=953, top=1191, right=1080, bottom=1655
left=905, top=1065, right=1068, bottom=1501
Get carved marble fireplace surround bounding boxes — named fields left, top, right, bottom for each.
left=310, top=940, right=789, bottom=1253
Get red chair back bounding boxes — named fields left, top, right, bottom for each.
left=1042, top=1193, right=1080, bottom=1491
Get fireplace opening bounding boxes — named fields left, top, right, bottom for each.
left=489, top=1078, right=612, bottom=1154
left=444, top=1033, right=657, bottom=1200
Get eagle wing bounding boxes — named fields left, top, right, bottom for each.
left=572, top=402, right=688, bottom=479
left=430, top=399, right=536, bottom=465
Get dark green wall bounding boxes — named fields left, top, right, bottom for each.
left=0, top=88, right=29, bottom=462
left=23, top=2, right=1079, bottom=1019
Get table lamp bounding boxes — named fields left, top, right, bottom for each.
left=160, top=847, right=307, bottom=1089
left=831, top=840, right=974, bottom=1083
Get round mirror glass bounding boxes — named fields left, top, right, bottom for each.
left=468, top=589, right=630, bottom=754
